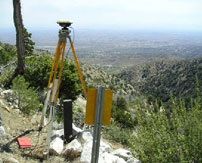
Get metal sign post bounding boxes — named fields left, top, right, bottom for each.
left=85, top=87, right=113, bottom=163
left=91, top=86, right=105, bottom=163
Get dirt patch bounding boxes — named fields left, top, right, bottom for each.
left=0, top=100, right=66, bottom=163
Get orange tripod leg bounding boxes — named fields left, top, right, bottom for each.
left=55, top=42, right=66, bottom=102
left=50, top=42, right=63, bottom=102
left=48, top=41, right=61, bottom=88
left=68, top=37, right=87, bottom=98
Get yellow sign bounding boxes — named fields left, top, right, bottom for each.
left=85, top=89, right=113, bottom=126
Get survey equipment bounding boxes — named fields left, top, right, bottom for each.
left=40, top=21, right=87, bottom=156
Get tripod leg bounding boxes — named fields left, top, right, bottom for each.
left=51, top=79, right=59, bottom=103
left=50, top=43, right=63, bottom=102
left=40, top=83, right=52, bottom=127
left=55, top=42, right=66, bottom=102
left=68, top=37, right=87, bottom=98
left=43, top=104, right=56, bottom=158
left=43, top=79, right=58, bottom=157
left=48, top=41, right=61, bottom=88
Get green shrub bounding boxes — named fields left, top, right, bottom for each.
left=105, top=94, right=202, bottom=162
left=111, top=97, right=134, bottom=129
left=24, top=56, right=82, bottom=101
left=103, top=122, right=134, bottom=146
left=0, top=43, right=16, bottom=65
left=11, top=75, right=40, bottom=115
left=0, top=66, right=13, bottom=86
left=133, top=98, right=202, bottom=162
left=113, top=109, right=134, bottom=128
left=116, top=96, right=127, bottom=110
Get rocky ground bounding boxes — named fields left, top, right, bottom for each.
left=0, top=88, right=141, bottom=163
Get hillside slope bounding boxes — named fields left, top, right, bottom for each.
left=80, top=63, right=140, bottom=100
left=118, top=58, right=202, bottom=102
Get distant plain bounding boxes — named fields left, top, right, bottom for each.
left=1, top=28, right=202, bottom=73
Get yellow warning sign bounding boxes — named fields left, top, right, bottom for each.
left=85, top=89, right=113, bottom=126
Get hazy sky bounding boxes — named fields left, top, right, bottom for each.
left=1, top=0, right=202, bottom=31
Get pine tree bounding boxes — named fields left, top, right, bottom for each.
left=24, top=28, right=35, bottom=56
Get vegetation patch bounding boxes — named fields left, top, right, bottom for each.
left=104, top=94, right=202, bottom=162
left=24, top=56, right=82, bottom=101
left=11, top=75, right=40, bottom=115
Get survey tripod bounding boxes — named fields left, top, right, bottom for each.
left=40, top=21, right=87, bottom=157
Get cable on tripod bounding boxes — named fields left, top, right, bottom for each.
left=65, top=46, right=71, bottom=59
left=69, top=27, right=75, bottom=44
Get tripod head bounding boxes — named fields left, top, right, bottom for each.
left=57, top=20, right=72, bottom=29
left=57, top=21, right=72, bottom=42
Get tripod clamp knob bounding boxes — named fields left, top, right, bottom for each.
left=59, top=28, right=71, bottom=42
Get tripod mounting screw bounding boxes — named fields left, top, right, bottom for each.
left=57, top=20, right=72, bottom=28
